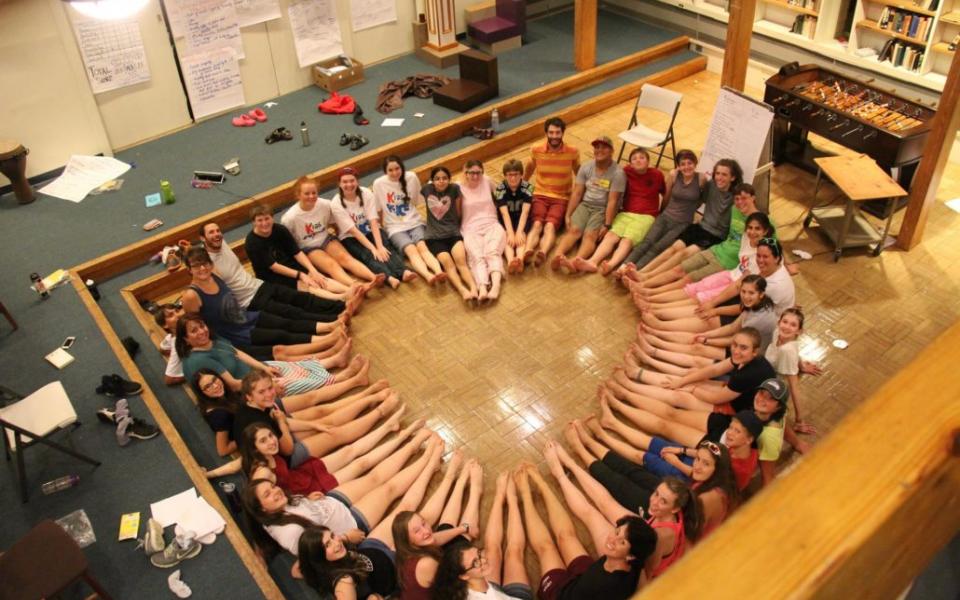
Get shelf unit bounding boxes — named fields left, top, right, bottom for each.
left=850, top=0, right=939, bottom=75
left=756, top=0, right=819, bottom=39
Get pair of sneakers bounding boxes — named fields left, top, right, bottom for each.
left=339, top=133, right=370, bottom=151
left=96, top=374, right=142, bottom=397
left=142, top=518, right=202, bottom=569
left=98, top=399, right=159, bottom=446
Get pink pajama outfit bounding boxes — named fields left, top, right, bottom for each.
left=460, top=175, right=505, bottom=286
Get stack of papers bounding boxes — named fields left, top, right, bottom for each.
left=150, top=488, right=226, bottom=540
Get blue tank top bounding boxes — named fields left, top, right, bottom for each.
left=190, top=274, right=258, bottom=346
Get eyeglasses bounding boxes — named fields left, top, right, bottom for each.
left=465, top=170, right=483, bottom=175
left=468, top=550, right=486, bottom=569
left=201, top=379, right=221, bottom=392
left=698, top=441, right=722, bottom=456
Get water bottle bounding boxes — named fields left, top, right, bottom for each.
left=160, top=180, right=176, bottom=205
left=86, top=278, right=101, bottom=301
left=41, top=474, right=80, bottom=495
left=30, top=272, right=49, bottom=299
left=300, top=121, right=310, bottom=147
left=491, top=108, right=500, bottom=132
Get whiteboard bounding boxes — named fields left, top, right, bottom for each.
left=699, top=88, right=774, bottom=185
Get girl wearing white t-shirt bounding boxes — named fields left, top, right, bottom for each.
left=282, top=176, right=382, bottom=287
left=331, top=167, right=416, bottom=290
left=765, top=307, right=816, bottom=454
left=432, top=473, right=532, bottom=600
left=372, top=155, right=446, bottom=285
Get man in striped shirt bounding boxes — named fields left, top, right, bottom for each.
left=522, top=117, right=581, bottom=266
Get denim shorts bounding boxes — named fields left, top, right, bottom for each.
left=303, top=236, right=334, bottom=252
left=289, top=440, right=311, bottom=469
left=642, top=436, right=693, bottom=478
left=327, top=489, right=371, bottom=534
left=499, top=582, right=534, bottom=600
left=388, top=225, right=426, bottom=251
left=358, top=537, right=396, bottom=564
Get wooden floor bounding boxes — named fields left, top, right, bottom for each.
left=345, top=69, right=960, bottom=539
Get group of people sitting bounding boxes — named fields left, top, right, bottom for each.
left=146, top=113, right=825, bottom=599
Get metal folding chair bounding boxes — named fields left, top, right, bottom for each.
left=617, top=83, right=683, bottom=167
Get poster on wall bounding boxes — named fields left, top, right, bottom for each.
left=183, top=0, right=245, bottom=58
left=73, top=19, right=151, bottom=94
left=288, top=0, right=344, bottom=67
left=349, top=0, right=396, bottom=32
left=234, top=0, right=282, bottom=27
left=181, top=47, right=245, bottom=119
left=699, top=88, right=774, bottom=184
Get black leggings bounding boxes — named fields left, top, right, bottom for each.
left=246, top=312, right=315, bottom=349
left=588, top=451, right=662, bottom=515
left=250, top=282, right=344, bottom=322
left=342, top=236, right=406, bottom=280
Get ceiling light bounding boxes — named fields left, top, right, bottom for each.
left=69, top=0, right=150, bottom=20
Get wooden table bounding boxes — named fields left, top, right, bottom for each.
left=803, top=154, right=907, bottom=262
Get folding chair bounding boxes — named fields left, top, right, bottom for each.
left=0, top=381, right=100, bottom=503
left=616, top=83, right=683, bottom=167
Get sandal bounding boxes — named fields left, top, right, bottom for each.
left=349, top=134, right=369, bottom=151
left=339, top=133, right=354, bottom=146
left=265, top=127, right=293, bottom=144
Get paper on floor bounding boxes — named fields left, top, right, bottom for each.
left=151, top=488, right=198, bottom=528
left=40, top=155, right=131, bottom=203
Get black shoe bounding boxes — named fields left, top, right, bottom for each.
left=339, top=133, right=354, bottom=146
left=127, top=417, right=159, bottom=440
left=350, top=135, right=369, bottom=151
left=122, top=336, right=140, bottom=359
left=96, top=374, right=143, bottom=397
left=353, top=105, right=369, bottom=126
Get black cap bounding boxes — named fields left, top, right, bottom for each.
left=733, top=410, right=764, bottom=440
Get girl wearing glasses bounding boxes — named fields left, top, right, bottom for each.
left=394, top=454, right=484, bottom=600
left=460, top=160, right=507, bottom=302
left=421, top=166, right=481, bottom=302
left=432, top=473, right=531, bottom=600
left=294, top=438, right=447, bottom=599
left=697, top=238, right=795, bottom=317
left=515, top=459, right=658, bottom=600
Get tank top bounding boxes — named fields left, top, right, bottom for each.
left=399, top=556, right=432, bottom=600
left=272, top=455, right=339, bottom=495
left=647, top=513, right=686, bottom=578
left=662, top=173, right=702, bottom=223
left=190, top=274, right=258, bottom=346
left=691, top=483, right=728, bottom=539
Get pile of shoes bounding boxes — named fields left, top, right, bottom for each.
left=141, top=518, right=198, bottom=597
left=339, top=133, right=369, bottom=151
left=264, top=127, right=294, bottom=144
left=96, top=375, right=159, bottom=446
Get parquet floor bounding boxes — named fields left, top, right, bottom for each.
left=344, top=69, right=960, bottom=543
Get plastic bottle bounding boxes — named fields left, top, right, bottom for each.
left=41, top=474, right=80, bottom=495
left=160, top=180, right=176, bottom=205
left=85, top=278, right=101, bottom=301
left=30, top=272, right=49, bottom=299
left=300, top=121, right=310, bottom=147
left=491, top=108, right=500, bottom=132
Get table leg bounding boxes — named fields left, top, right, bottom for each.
left=804, top=166, right=823, bottom=228
left=874, top=196, right=897, bottom=257
left=835, top=197, right=855, bottom=262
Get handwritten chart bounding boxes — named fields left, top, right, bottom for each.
left=350, top=0, right=396, bottom=32
left=700, top=88, right=774, bottom=184
left=288, top=0, right=343, bottom=67
left=73, top=19, right=151, bottom=94
left=184, top=0, right=244, bottom=58
left=182, top=47, right=245, bottom=119
left=234, top=0, right=282, bottom=27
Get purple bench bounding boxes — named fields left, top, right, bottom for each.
left=467, top=0, right=525, bottom=45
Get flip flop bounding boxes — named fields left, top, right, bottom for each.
left=232, top=114, right=256, bottom=127
left=350, top=135, right=369, bottom=151
left=248, top=108, right=268, bottom=122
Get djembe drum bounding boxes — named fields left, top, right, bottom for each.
left=0, top=139, right=35, bottom=205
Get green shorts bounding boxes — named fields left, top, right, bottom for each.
left=611, top=213, right=655, bottom=244
left=570, top=202, right=606, bottom=233
left=681, top=250, right=724, bottom=282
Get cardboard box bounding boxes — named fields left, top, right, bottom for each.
left=312, top=57, right=365, bottom=92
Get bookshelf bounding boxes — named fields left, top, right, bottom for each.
left=756, top=0, right=819, bottom=39
left=851, top=0, right=939, bottom=75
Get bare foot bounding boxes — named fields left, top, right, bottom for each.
left=388, top=277, right=401, bottom=290
left=495, top=472, right=508, bottom=496
left=534, top=250, right=546, bottom=267
left=402, top=270, right=419, bottom=283
left=448, top=448, right=465, bottom=474
left=377, top=392, right=401, bottom=419
left=572, top=256, right=597, bottom=273
left=328, top=337, right=353, bottom=368
left=599, top=260, right=613, bottom=276
left=469, top=460, right=484, bottom=488
left=403, top=418, right=428, bottom=440
left=508, top=257, right=522, bottom=274
left=522, top=249, right=535, bottom=264
left=585, top=414, right=605, bottom=438
left=542, top=440, right=565, bottom=478
left=794, top=421, right=818, bottom=435
left=488, top=280, right=501, bottom=300
left=461, top=289, right=475, bottom=302
left=563, top=421, right=582, bottom=450
left=513, top=464, right=532, bottom=496
left=599, top=395, right=617, bottom=429
left=477, top=286, right=489, bottom=302
left=372, top=273, right=387, bottom=288
left=365, top=379, right=390, bottom=394
left=505, top=472, right=518, bottom=503
left=550, top=254, right=565, bottom=271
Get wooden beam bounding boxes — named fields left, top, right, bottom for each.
left=574, top=0, right=598, bottom=71
left=123, top=58, right=708, bottom=305
left=896, top=49, right=960, bottom=250
left=637, top=322, right=960, bottom=599
left=72, top=37, right=694, bottom=285
left=720, top=0, right=758, bottom=91
left=71, top=275, right=285, bottom=600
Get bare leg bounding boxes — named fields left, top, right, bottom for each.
left=460, top=461, right=484, bottom=538
left=351, top=443, right=436, bottom=529
left=300, top=396, right=402, bottom=459
left=602, top=393, right=704, bottom=448
left=524, top=222, right=543, bottom=261
left=524, top=464, right=591, bottom=563
left=484, top=473, right=508, bottom=586
left=642, top=311, right=717, bottom=334
left=319, top=398, right=405, bottom=472
left=537, top=223, right=559, bottom=263
left=637, top=240, right=686, bottom=275
left=308, top=249, right=356, bottom=285
left=439, top=458, right=471, bottom=526
left=628, top=343, right=692, bottom=377
left=584, top=231, right=621, bottom=269
left=545, top=441, right=633, bottom=528
left=601, top=238, right=636, bottom=275
left=290, top=387, right=381, bottom=423
left=563, top=420, right=598, bottom=465
left=404, top=245, right=435, bottom=282
left=326, top=240, right=378, bottom=282
left=438, top=252, right=474, bottom=301
left=421, top=449, right=464, bottom=526
left=551, top=229, right=581, bottom=270
left=576, top=230, right=600, bottom=259
left=332, top=422, right=428, bottom=484
left=514, top=466, right=566, bottom=574
left=503, top=474, right=529, bottom=586
left=586, top=416, right=646, bottom=464
left=332, top=428, right=428, bottom=502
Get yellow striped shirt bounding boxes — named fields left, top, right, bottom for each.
left=530, top=141, right=579, bottom=201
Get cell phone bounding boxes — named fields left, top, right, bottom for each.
left=61, top=336, right=76, bottom=350
left=143, top=219, right=163, bottom=231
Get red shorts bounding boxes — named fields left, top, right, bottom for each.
left=537, top=554, right=593, bottom=600
left=531, top=195, right=567, bottom=228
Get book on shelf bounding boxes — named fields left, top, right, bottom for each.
left=879, top=38, right=895, bottom=61
left=927, top=0, right=939, bottom=11
left=879, top=7, right=890, bottom=28
left=908, top=15, right=919, bottom=37
left=803, top=15, right=815, bottom=38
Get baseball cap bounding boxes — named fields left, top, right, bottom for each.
left=591, top=135, right=614, bottom=149
left=733, top=410, right=764, bottom=440
left=758, top=378, right=789, bottom=404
